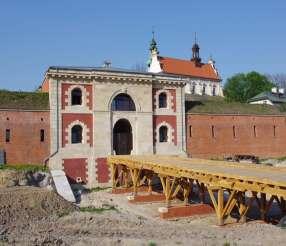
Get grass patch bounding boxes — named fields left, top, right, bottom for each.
left=148, top=242, right=157, bottom=246
left=277, top=156, right=286, bottom=162
left=186, top=95, right=286, bottom=115
left=0, top=90, right=49, bottom=110
left=86, top=186, right=111, bottom=193
left=0, top=164, right=48, bottom=172
left=79, top=205, right=117, bottom=214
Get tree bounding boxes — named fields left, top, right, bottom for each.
left=224, top=71, right=273, bottom=103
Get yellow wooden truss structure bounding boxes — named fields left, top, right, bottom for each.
left=107, top=155, right=286, bottom=225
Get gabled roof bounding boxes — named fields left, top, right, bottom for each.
left=158, top=56, right=220, bottom=81
left=248, top=91, right=286, bottom=103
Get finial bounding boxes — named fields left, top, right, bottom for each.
left=149, top=28, right=158, bottom=53
left=194, top=32, right=197, bottom=44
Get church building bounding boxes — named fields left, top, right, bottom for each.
left=148, top=36, right=223, bottom=96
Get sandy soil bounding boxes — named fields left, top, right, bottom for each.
left=1, top=187, right=286, bottom=246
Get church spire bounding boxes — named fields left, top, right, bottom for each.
left=149, top=29, right=159, bottom=54
left=147, top=30, right=162, bottom=73
left=191, top=32, right=201, bottom=65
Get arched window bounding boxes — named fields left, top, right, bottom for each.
left=111, top=93, right=136, bottom=111
left=71, top=88, right=82, bottom=105
left=159, top=126, right=168, bottom=142
left=71, top=125, right=83, bottom=144
left=159, top=92, right=167, bottom=108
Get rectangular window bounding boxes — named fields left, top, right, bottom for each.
left=192, top=85, right=195, bottom=94
left=212, top=86, right=216, bottom=96
left=189, top=125, right=192, bottom=137
left=273, top=125, right=276, bottom=137
left=40, top=129, right=45, bottom=142
left=211, top=125, right=215, bottom=138
left=233, top=126, right=236, bottom=138
left=5, top=129, right=10, bottom=143
left=253, top=125, right=257, bottom=137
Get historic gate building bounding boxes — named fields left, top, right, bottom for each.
left=42, top=67, right=186, bottom=187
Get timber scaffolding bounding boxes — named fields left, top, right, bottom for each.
left=107, top=155, right=286, bottom=225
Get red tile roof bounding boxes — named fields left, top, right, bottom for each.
left=158, top=56, right=220, bottom=81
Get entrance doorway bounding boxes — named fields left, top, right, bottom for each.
left=113, top=119, right=133, bottom=155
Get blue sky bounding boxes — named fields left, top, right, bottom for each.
left=0, top=1, right=285, bottom=91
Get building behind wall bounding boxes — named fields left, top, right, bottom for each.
left=148, top=36, right=223, bottom=97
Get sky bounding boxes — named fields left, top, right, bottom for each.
left=0, top=1, right=285, bottom=91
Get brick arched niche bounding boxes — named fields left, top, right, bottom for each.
left=153, top=89, right=176, bottom=113
left=155, top=121, right=174, bottom=144
left=65, top=120, right=90, bottom=145
left=64, top=84, right=90, bottom=109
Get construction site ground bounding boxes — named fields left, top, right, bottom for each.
left=1, top=186, right=286, bottom=246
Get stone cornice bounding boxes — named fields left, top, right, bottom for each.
left=45, top=68, right=186, bottom=86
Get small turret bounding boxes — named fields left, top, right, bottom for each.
left=147, top=31, right=162, bottom=73
left=191, top=33, right=201, bottom=65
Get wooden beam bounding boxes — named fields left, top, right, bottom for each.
left=217, top=188, right=225, bottom=226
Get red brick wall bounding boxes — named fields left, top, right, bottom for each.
left=153, top=115, right=177, bottom=145
left=96, top=158, right=110, bottom=183
left=61, top=83, right=93, bottom=110
left=63, top=158, right=88, bottom=184
left=152, top=88, right=176, bottom=112
left=187, top=114, right=286, bottom=158
left=0, top=110, right=50, bottom=164
left=41, top=78, right=49, bottom=92
left=62, top=113, right=93, bottom=147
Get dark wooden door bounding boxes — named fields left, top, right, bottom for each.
left=113, top=119, right=133, bottom=155
left=113, top=132, right=132, bottom=155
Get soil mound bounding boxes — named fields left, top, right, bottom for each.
left=0, top=186, right=77, bottom=226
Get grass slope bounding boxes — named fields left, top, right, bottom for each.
left=186, top=95, right=286, bottom=115
left=0, top=90, right=49, bottom=110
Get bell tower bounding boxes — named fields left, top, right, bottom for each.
left=191, top=33, right=201, bottom=65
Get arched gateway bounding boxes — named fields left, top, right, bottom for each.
left=113, top=119, right=133, bottom=155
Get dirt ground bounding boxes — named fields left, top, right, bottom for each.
left=1, top=186, right=286, bottom=246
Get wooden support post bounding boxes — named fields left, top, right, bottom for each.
left=217, top=188, right=224, bottom=226
left=159, top=176, right=178, bottom=208
left=111, top=164, right=116, bottom=189
left=165, top=176, right=171, bottom=207
left=183, top=185, right=190, bottom=205
left=129, top=168, right=141, bottom=196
